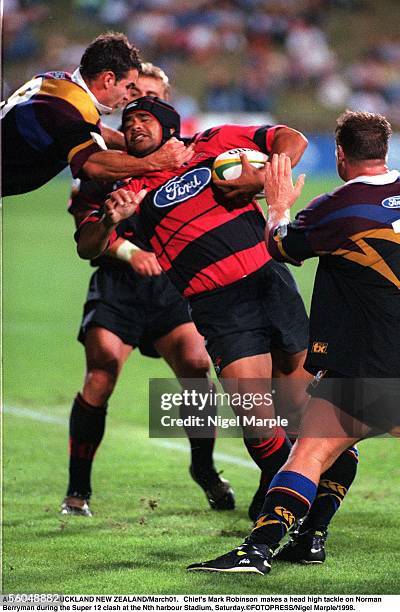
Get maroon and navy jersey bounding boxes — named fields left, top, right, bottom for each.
left=268, top=171, right=400, bottom=376
left=111, top=124, right=281, bottom=297
left=1, top=72, right=104, bottom=195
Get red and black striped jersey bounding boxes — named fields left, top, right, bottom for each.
left=112, top=123, right=281, bottom=297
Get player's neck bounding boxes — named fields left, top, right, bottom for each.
left=345, top=160, right=388, bottom=181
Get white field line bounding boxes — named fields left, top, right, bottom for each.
left=3, top=405, right=256, bottom=470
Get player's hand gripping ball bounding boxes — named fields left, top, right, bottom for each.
left=211, top=148, right=268, bottom=181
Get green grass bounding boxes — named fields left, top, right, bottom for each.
left=2, top=177, right=400, bottom=594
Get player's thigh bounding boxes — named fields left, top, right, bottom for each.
left=220, top=353, right=272, bottom=380
left=154, top=322, right=210, bottom=377
left=271, top=348, right=312, bottom=427
left=84, top=326, right=133, bottom=375
left=271, top=347, right=309, bottom=377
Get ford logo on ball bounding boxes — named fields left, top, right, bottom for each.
left=154, top=167, right=211, bottom=207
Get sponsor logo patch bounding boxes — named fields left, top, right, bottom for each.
left=382, top=195, right=400, bottom=209
left=312, top=341, right=328, bottom=354
left=154, top=167, right=211, bottom=208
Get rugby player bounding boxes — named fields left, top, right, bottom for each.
left=74, top=97, right=312, bottom=512
left=62, top=66, right=234, bottom=517
left=1, top=33, right=192, bottom=197
left=187, top=110, right=400, bottom=574
left=76, top=99, right=360, bottom=561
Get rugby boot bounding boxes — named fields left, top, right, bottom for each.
left=189, top=465, right=235, bottom=510
left=187, top=539, right=272, bottom=574
left=274, top=528, right=327, bottom=564
left=60, top=495, right=92, bottom=517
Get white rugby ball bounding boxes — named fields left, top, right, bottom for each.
left=211, top=148, right=268, bottom=182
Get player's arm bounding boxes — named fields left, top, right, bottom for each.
left=81, top=138, right=195, bottom=181
left=106, top=238, right=162, bottom=276
left=100, top=124, right=126, bottom=150
left=69, top=180, right=161, bottom=275
left=264, top=153, right=311, bottom=265
left=76, top=187, right=146, bottom=260
left=270, top=126, right=308, bottom=168
left=214, top=126, right=307, bottom=200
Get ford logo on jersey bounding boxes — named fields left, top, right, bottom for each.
left=382, top=195, right=400, bottom=208
left=154, top=167, right=211, bottom=207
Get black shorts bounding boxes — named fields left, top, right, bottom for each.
left=189, top=260, right=309, bottom=373
left=78, top=265, right=192, bottom=357
left=308, top=370, right=400, bottom=433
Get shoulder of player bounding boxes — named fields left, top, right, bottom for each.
left=37, top=72, right=100, bottom=125
left=194, top=124, right=257, bottom=143
left=295, top=181, right=375, bottom=228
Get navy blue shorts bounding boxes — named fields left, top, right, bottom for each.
left=78, top=265, right=192, bottom=357
left=308, top=369, right=400, bottom=433
left=189, top=261, right=309, bottom=374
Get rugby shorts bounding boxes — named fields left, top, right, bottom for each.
left=307, top=369, right=400, bottom=433
left=78, top=265, right=192, bottom=357
left=189, top=260, right=309, bottom=374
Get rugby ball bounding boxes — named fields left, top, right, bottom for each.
left=211, top=148, right=268, bottom=182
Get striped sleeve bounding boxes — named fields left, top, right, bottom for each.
left=73, top=209, right=117, bottom=247
left=38, top=78, right=106, bottom=177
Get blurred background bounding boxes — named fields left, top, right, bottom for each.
left=3, top=1, right=400, bottom=123
left=3, top=1, right=400, bottom=168
left=3, top=0, right=400, bottom=172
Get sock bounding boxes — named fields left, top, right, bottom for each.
left=299, top=446, right=359, bottom=533
left=67, top=393, right=107, bottom=499
left=179, top=389, right=216, bottom=476
left=245, top=427, right=291, bottom=487
left=249, top=470, right=317, bottom=549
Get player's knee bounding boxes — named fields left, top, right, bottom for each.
left=291, top=438, right=345, bottom=472
left=84, top=366, right=119, bottom=403
left=178, top=347, right=210, bottom=377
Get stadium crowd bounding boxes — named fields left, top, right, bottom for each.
left=3, top=0, right=400, bottom=128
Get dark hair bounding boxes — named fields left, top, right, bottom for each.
left=80, top=32, right=141, bottom=82
left=335, top=110, right=392, bottom=161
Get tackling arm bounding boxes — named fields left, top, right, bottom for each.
left=264, top=153, right=313, bottom=265
left=81, top=138, right=194, bottom=181
left=100, top=124, right=126, bottom=150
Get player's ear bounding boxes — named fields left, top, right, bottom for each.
left=336, top=144, right=345, bottom=162
left=103, top=71, right=116, bottom=89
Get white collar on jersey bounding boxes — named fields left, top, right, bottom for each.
left=345, top=169, right=400, bottom=186
left=71, top=68, right=113, bottom=115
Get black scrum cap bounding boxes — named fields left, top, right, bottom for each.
left=122, top=96, right=180, bottom=144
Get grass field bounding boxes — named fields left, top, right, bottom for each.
left=2, top=177, right=400, bottom=595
